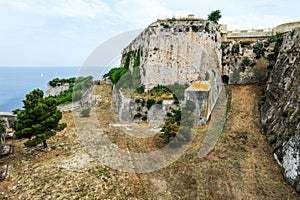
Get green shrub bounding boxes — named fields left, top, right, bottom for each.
left=150, top=85, right=172, bottom=96
left=146, top=99, right=156, bottom=109
left=269, top=135, right=277, bottom=144
left=49, top=77, right=76, bottom=87
left=53, top=76, right=93, bottom=105
left=124, top=51, right=132, bottom=70
left=232, top=44, right=240, bottom=54
left=80, top=107, right=91, bottom=117
left=205, top=72, right=210, bottom=81
left=160, top=109, right=181, bottom=142
left=133, top=52, right=141, bottom=68
left=135, top=85, right=145, bottom=94
left=241, top=57, right=250, bottom=66
left=253, top=42, right=265, bottom=59
left=205, top=22, right=210, bottom=32
left=240, top=40, right=254, bottom=47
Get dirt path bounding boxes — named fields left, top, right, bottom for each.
left=138, top=84, right=299, bottom=199
left=196, top=85, right=299, bottom=199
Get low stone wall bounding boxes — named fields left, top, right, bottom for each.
left=113, top=90, right=179, bottom=124
left=0, top=118, right=9, bottom=151
left=227, top=29, right=273, bottom=39
left=273, top=21, right=300, bottom=33
left=0, top=112, right=16, bottom=127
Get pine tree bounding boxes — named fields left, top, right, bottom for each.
left=13, top=89, right=66, bottom=148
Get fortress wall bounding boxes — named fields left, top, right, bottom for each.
left=273, top=21, right=300, bottom=33
left=115, top=19, right=223, bottom=125
left=222, top=21, right=300, bottom=42
left=121, top=20, right=223, bottom=90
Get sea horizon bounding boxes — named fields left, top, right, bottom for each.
left=0, top=66, right=81, bottom=112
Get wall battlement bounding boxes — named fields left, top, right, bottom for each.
left=221, top=21, right=300, bottom=41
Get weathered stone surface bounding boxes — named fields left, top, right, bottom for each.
left=121, top=19, right=222, bottom=90
left=221, top=41, right=271, bottom=84
left=113, top=90, right=179, bottom=124
left=282, top=134, right=300, bottom=192
left=45, top=83, right=70, bottom=97
left=261, top=29, right=300, bottom=193
left=0, top=165, right=10, bottom=181
left=0, top=118, right=9, bottom=152
left=114, top=19, right=223, bottom=125
left=184, top=81, right=210, bottom=125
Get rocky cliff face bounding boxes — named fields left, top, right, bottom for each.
left=121, top=19, right=222, bottom=90
left=45, top=83, right=70, bottom=97
left=114, top=19, right=223, bottom=125
left=261, top=29, right=300, bottom=193
left=221, top=39, right=277, bottom=84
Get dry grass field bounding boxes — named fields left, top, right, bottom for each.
left=0, top=84, right=298, bottom=199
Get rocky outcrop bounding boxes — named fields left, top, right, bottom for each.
left=121, top=19, right=222, bottom=90
left=221, top=40, right=276, bottom=84
left=114, top=18, right=223, bottom=125
left=261, top=29, right=300, bottom=193
left=45, top=83, right=70, bottom=97
left=0, top=118, right=8, bottom=151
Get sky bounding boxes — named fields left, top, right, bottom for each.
left=0, top=0, right=299, bottom=67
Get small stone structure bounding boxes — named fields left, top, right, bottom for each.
left=0, top=112, right=16, bottom=127
left=113, top=90, right=180, bottom=124
left=184, top=81, right=211, bottom=125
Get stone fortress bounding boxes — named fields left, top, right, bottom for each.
left=221, top=20, right=300, bottom=41
left=114, top=16, right=223, bottom=126
left=113, top=17, right=300, bottom=193
left=113, top=15, right=300, bottom=126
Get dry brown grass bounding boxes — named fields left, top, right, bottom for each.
left=0, top=84, right=299, bottom=199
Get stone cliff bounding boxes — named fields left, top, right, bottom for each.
left=121, top=19, right=222, bottom=90
left=45, top=83, right=70, bottom=97
left=114, top=18, right=223, bottom=125
left=261, top=29, right=300, bottom=193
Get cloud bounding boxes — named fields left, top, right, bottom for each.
left=113, top=0, right=173, bottom=27
left=0, top=0, right=112, bottom=19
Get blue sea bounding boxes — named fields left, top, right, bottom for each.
left=0, top=66, right=81, bottom=112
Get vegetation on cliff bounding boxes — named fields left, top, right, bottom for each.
left=103, top=50, right=141, bottom=85
left=50, top=76, right=93, bottom=105
left=49, top=77, right=76, bottom=87
left=13, top=89, right=66, bottom=148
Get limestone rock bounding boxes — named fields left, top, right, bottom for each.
left=261, top=29, right=300, bottom=193
left=45, top=83, right=70, bottom=97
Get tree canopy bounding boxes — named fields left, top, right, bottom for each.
left=208, top=10, right=222, bottom=23
left=13, top=89, right=66, bottom=148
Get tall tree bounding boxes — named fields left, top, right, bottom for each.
left=208, top=10, right=222, bottom=23
left=13, top=89, right=66, bottom=148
